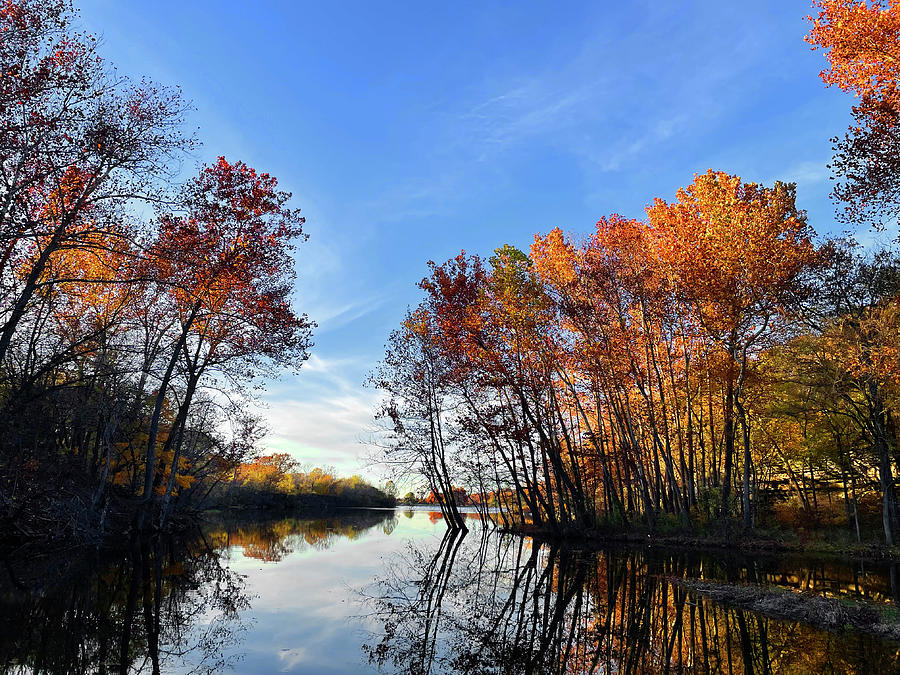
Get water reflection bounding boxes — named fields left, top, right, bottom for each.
left=0, top=534, right=249, bottom=674
left=0, top=509, right=396, bottom=674
left=363, top=528, right=900, bottom=674
left=207, top=509, right=400, bottom=562
left=2, top=511, right=900, bottom=673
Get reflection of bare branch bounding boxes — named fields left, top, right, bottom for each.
left=360, top=527, right=469, bottom=675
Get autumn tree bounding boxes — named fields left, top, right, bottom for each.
left=0, top=2, right=316, bottom=541
left=797, top=242, right=900, bottom=543
left=807, top=0, right=900, bottom=107
left=140, top=157, right=312, bottom=527
left=0, top=0, right=189, bottom=367
left=807, top=0, right=900, bottom=224
left=370, top=304, right=469, bottom=531
left=533, top=217, right=692, bottom=527
left=646, top=171, right=819, bottom=527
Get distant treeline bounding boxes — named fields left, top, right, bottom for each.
left=215, top=454, right=396, bottom=509
left=372, top=3, right=900, bottom=546
left=0, top=2, right=311, bottom=541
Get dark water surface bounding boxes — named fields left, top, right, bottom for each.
left=2, top=509, right=900, bottom=673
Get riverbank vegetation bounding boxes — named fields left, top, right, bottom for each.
left=371, top=1, right=900, bottom=548
left=0, top=1, right=312, bottom=542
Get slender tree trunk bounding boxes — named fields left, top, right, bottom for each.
left=138, top=301, right=200, bottom=529
left=721, top=369, right=735, bottom=521
left=737, top=397, right=752, bottom=531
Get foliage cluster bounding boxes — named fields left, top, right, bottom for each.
left=0, top=1, right=312, bottom=540
left=221, top=453, right=396, bottom=509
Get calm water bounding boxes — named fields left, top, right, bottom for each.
left=2, top=509, right=900, bottom=673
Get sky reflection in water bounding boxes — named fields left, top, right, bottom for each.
left=216, top=509, right=439, bottom=673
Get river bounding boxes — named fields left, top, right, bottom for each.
left=1, top=508, right=898, bottom=673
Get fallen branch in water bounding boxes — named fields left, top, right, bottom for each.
left=670, top=577, right=900, bottom=642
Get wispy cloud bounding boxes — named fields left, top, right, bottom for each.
left=460, top=80, right=594, bottom=155
left=366, top=4, right=776, bottom=221
left=306, top=294, right=390, bottom=333
left=582, top=114, right=690, bottom=172
left=251, top=350, right=386, bottom=477
left=763, top=159, right=831, bottom=189
left=302, top=353, right=362, bottom=377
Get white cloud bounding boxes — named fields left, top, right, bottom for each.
left=277, top=647, right=310, bottom=671
left=258, top=391, right=381, bottom=477
left=305, top=294, right=390, bottom=334
left=302, top=353, right=362, bottom=377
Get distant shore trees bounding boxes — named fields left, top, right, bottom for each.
left=220, top=455, right=396, bottom=509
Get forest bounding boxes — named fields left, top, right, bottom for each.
left=0, top=0, right=320, bottom=541
left=372, top=0, right=900, bottom=548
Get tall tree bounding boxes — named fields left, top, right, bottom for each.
left=0, top=0, right=189, bottom=366
left=647, top=171, right=819, bottom=527
left=807, top=0, right=900, bottom=224
left=139, top=158, right=311, bottom=527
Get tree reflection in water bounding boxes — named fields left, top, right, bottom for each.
left=3, top=511, right=900, bottom=673
left=0, top=534, right=249, bottom=674
left=362, top=529, right=900, bottom=674
left=207, top=510, right=400, bottom=562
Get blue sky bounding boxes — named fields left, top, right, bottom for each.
left=76, top=0, right=863, bottom=478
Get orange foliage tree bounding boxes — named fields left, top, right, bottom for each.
left=807, top=0, right=900, bottom=108
left=646, top=171, right=819, bottom=526
left=375, top=171, right=828, bottom=536
left=807, top=1, right=900, bottom=223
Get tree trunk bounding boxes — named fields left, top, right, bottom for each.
left=137, top=302, right=200, bottom=529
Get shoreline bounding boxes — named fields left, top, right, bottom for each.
left=0, top=498, right=397, bottom=550
left=501, top=523, right=900, bottom=562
